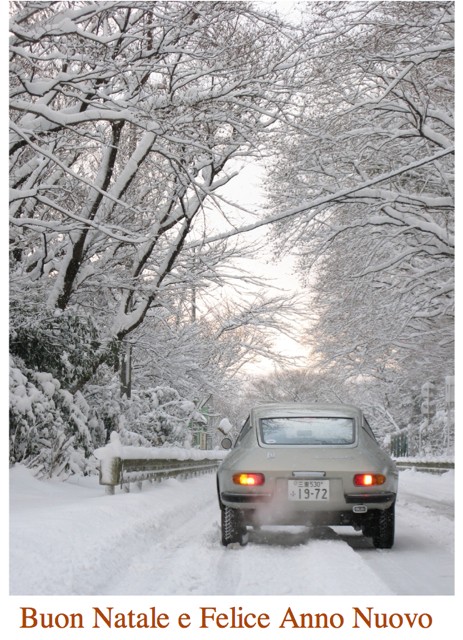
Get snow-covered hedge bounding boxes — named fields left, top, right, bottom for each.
left=113, top=386, right=207, bottom=448
left=9, top=356, right=102, bottom=478
left=10, top=356, right=212, bottom=478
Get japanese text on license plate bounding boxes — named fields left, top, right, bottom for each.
left=288, top=479, right=330, bottom=501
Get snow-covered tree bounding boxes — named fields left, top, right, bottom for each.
left=264, top=1, right=454, bottom=435
left=9, top=1, right=307, bottom=471
left=244, top=368, right=348, bottom=404
left=10, top=1, right=303, bottom=382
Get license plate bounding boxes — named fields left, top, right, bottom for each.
left=288, top=479, right=330, bottom=501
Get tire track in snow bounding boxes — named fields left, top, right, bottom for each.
left=98, top=475, right=393, bottom=595
left=97, top=477, right=223, bottom=595
left=10, top=465, right=454, bottom=595
left=345, top=488, right=454, bottom=595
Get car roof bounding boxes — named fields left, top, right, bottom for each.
left=250, top=402, right=363, bottom=420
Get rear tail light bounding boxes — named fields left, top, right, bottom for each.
left=353, top=473, right=386, bottom=487
left=233, top=473, right=265, bottom=486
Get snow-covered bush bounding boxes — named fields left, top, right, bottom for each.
left=406, top=410, right=453, bottom=458
left=96, top=384, right=207, bottom=448
left=9, top=356, right=103, bottom=477
left=9, top=307, right=118, bottom=391
left=10, top=349, right=209, bottom=477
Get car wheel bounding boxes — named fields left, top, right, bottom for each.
left=371, top=504, right=395, bottom=549
left=221, top=506, right=248, bottom=546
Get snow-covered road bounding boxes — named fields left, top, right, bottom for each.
left=9, top=465, right=454, bottom=596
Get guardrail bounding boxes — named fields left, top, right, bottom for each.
left=94, top=432, right=227, bottom=495
left=394, top=459, right=454, bottom=474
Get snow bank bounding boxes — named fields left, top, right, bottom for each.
left=394, top=455, right=454, bottom=464
left=93, top=431, right=228, bottom=462
left=398, top=467, right=454, bottom=503
left=9, top=465, right=454, bottom=595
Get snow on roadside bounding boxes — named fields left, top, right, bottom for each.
left=397, top=468, right=454, bottom=504
left=9, top=464, right=454, bottom=596
left=9, top=464, right=214, bottom=595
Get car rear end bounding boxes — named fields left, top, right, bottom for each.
left=217, top=403, right=398, bottom=547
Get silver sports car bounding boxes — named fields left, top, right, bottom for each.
left=217, top=403, right=398, bottom=548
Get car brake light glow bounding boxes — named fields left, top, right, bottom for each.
left=233, top=473, right=265, bottom=486
left=353, top=473, right=386, bottom=486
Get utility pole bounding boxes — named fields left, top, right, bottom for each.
left=445, top=376, right=454, bottom=454
left=120, top=339, right=132, bottom=399
left=420, top=381, right=436, bottom=455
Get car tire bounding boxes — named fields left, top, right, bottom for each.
left=371, top=504, right=395, bottom=549
left=221, top=506, right=248, bottom=547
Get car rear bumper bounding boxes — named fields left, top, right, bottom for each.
left=221, top=491, right=272, bottom=504
left=219, top=490, right=396, bottom=519
left=344, top=492, right=396, bottom=504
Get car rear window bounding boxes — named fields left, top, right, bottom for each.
left=259, top=416, right=355, bottom=445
